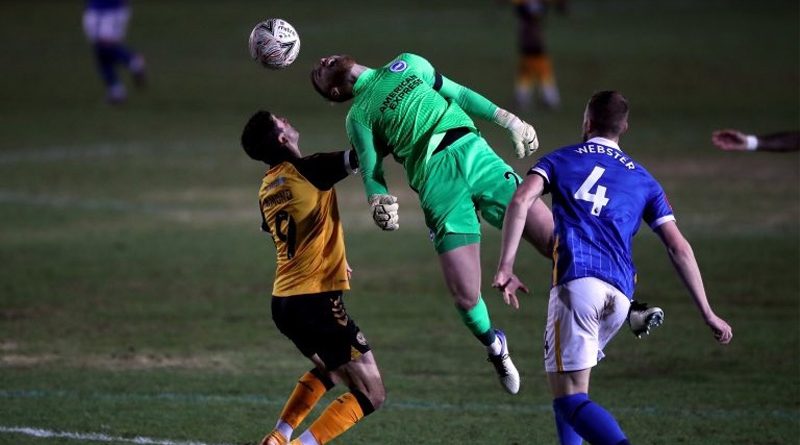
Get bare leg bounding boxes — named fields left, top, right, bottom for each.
left=330, top=351, right=386, bottom=409
left=437, top=242, right=521, bottom=394
left=437, top=243, right=482, bottom=310
left=548, top=368, right=591, bottom=397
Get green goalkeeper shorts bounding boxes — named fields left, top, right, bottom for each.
left=418, top=132, right=522, bottom=254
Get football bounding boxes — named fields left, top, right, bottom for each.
left=248, top=18, right=300, bottom=70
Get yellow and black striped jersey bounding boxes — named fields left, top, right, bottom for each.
left=259, top=151, right=356, bottom=297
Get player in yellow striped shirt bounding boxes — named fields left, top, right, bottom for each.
left=241, top=110, right=385, bottom=445
left=510, top=0, right=566, bottom=110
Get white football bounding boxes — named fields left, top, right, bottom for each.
left=248, top=18, right=300, bottom=70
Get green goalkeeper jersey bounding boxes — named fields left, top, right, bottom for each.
left=346, top=53, right=500, bottom=198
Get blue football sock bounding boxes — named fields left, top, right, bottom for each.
left=111, top=43, right=133, bottom=67
left=553, top=405, right=583, bottom=445
left=93, top=43, right=119, bottom=87
left=553, top=393, right=627, bottom=445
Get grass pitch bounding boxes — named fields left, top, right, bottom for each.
left=0, top=1, right=798, bottom=444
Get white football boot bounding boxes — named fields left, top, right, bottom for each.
left=487, top=329, right=520, bottom=394
left=628, top=300, right=665, bottom=338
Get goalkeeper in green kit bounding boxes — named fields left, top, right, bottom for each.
left=311, top=53, right=553, bottom=394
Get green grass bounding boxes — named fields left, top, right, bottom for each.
left=0, top=0, right=798, bottom=444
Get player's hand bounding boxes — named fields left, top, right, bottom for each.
left=369, top=194, right=399, bottom=231
left=345, top=259, right=353, bottom=280
left=492, top=269, right=529, bottom=309
left=704, top=313, right=733, bottom=344
left=711, top=129, right=748, bottom=151
left=494, top=108, right=539, bottom=158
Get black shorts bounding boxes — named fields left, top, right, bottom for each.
left=272, top=291, right=371, bottom=371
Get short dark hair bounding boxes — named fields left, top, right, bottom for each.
left=586, top=91, right=629, bottom=136
left=240, top=110, right=282, bottom=164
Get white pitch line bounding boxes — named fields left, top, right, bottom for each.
left=1, top=389, right=796, bottom=420
left=0, top=144, right=148, bottom=164
left=0, top=426, right=234, bottom=445
left=0, top=141, right=204, bottom=165
left=0, top=190, right=166, bottom=214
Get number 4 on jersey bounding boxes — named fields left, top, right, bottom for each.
left=574, top=166, right=610, bottom=216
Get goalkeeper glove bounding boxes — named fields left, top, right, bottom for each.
left=369, top=194, right=399, bottom=231
left=493, top=108, right=539, bottom=158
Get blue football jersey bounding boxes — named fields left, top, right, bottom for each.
left=529, top=137, right=674, bottom=298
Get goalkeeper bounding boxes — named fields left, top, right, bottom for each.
left=311, top=53, right=553, bottom=394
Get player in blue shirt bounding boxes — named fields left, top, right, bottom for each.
left=82, top=0, right=146, bottom=104
left=493, top=91, right=733, bottom=445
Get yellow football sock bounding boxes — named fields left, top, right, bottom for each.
left=279, top=370, right=330, bottom=428
left=530, top=54, right=555, bottom=86
left=516, top=55, right=536, bottom=89
left=306, top=392, right=366, bottom=444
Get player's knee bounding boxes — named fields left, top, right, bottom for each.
left=351, top=386, right=384, bottom=415
left=369, top=383, right=387, bottom=410
left=444, top=279, right=479, bottom=307
left=453, top=293, right=479, bottom=311
left=96, top=38, right=122, bottom=47
left=553, top=393, right=590, bottom=423
left=94, top=42, right=114, bottom=59
left=308, top=367, right=336, bottom=390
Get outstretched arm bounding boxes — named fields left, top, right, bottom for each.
left=492, top=174, right=545, bottom=308
left=295, top=150, right=359, bottom=190
left=436, top=74, right=539, bottom=158
left=347, top=118, right=389, bottom=198
left=654, top=221, right=733, bottom=344
left=756, top=131, right=800, bottom=151
left=712, top=129, right=800, bottom=152
left=435, top=74, right=498, bottom=121
left=347, top=118, right=399, bottom=231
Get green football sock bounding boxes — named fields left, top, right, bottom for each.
left=456, top=295, right=496, bottom=346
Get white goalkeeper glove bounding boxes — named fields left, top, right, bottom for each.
left=369, top=194, right=399, bottom=231
left=493, top=108, right=539, bottom=158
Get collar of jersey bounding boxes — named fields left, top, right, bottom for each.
left=353, top=68, right=376, bottom=95
left=587, top=136, right=621, bottom=150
